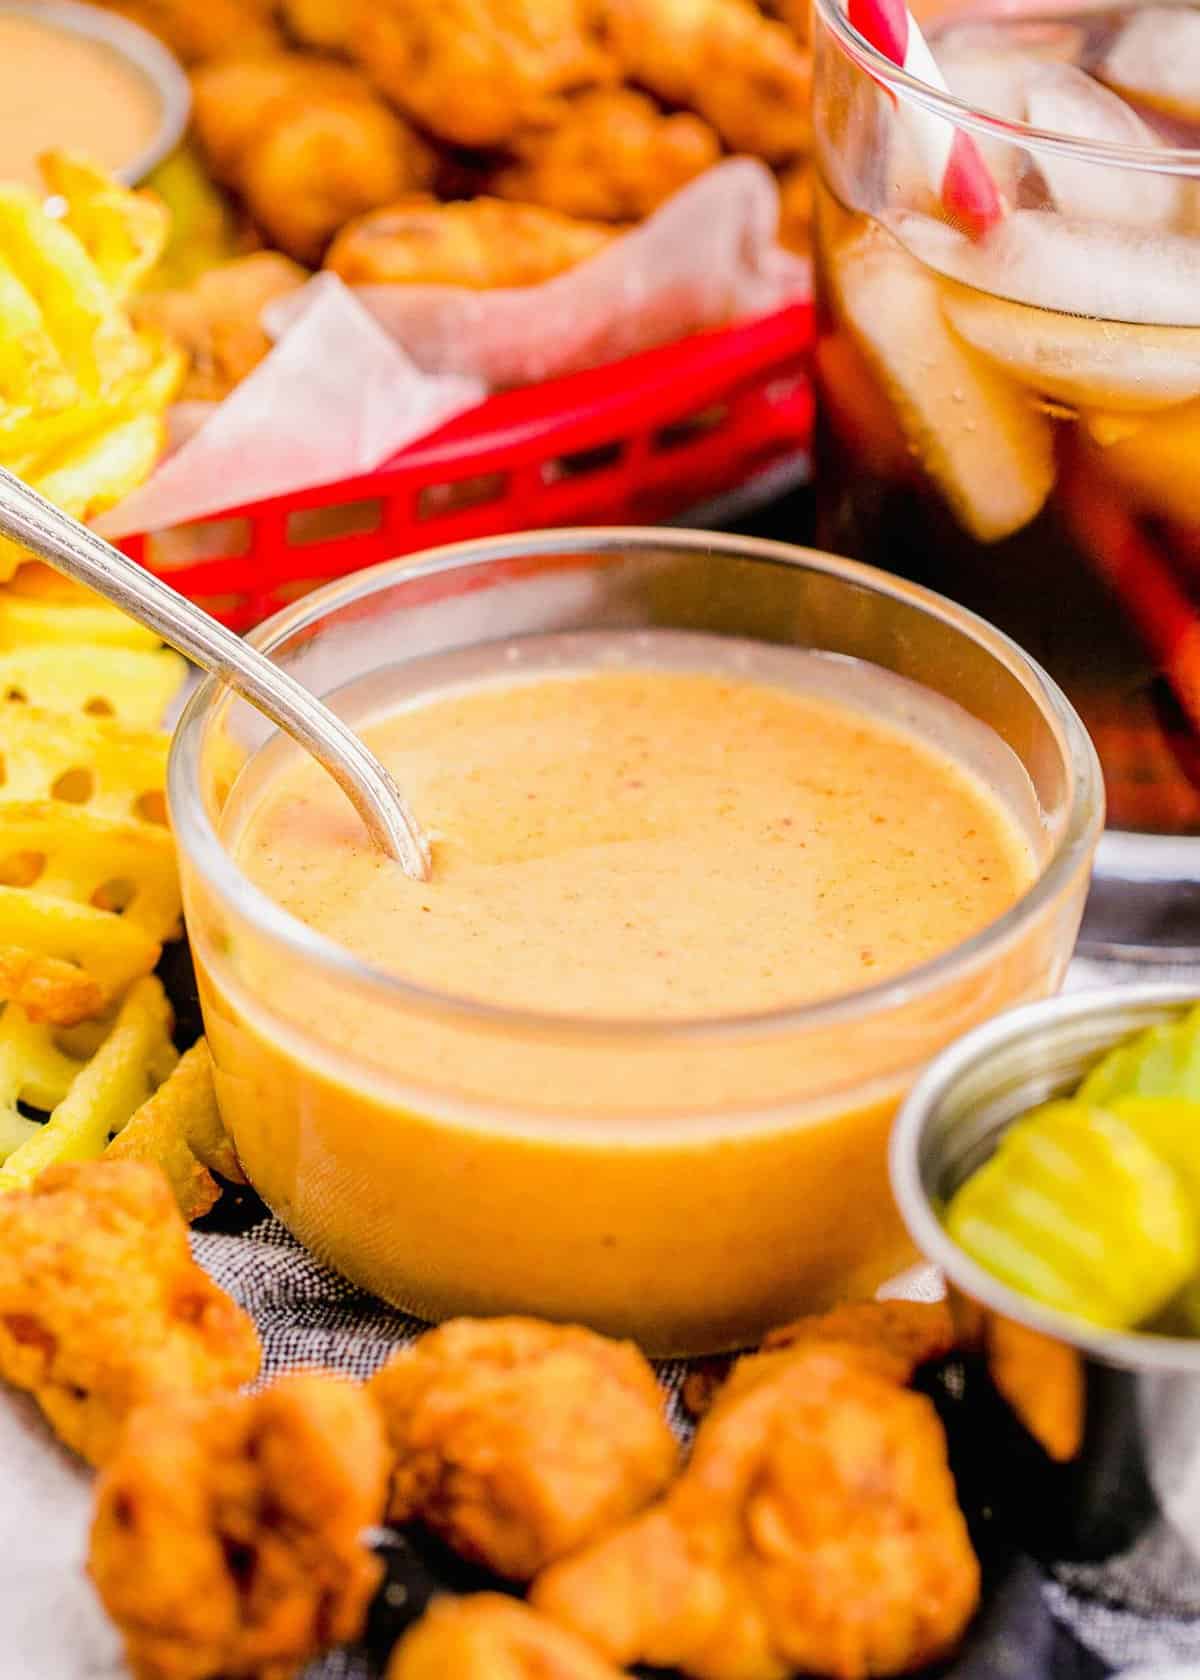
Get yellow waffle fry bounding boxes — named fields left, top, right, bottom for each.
left=0, top=186, right=143, bottom=394
left=0, top=706, right=171, bottom=1018
left=0, top=643, right=186, bottom=725
left=108, top=1040, right=244, bottom=1220
left=0, top=887, right=158, bottom=1024
left=0, top=802, right=180, bottom=944
left=0, top=703, right=168, bottom=819
left=40, top=151, right=170, bottom=303
left=0, top=257, right=76, bottom=411
left=0, top=566, right=159, bottom=650
left=34, top=411, right=166, bottom=523
left=0, top=1003, right=92, bottom=1155
left=0, top=976, right=177, bottom=1187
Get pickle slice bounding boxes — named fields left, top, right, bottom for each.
left=945, top=1100, right=1198, bottom=1330
left=1107, top=1098, right=1200, bottom=1215
left=1079, top=1006, right=1200, bottom=1106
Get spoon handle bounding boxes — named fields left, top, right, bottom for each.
left=0, top=467, right=430, bottom=880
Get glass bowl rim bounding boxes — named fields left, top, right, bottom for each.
left=891, top=981, right=1200, bottom=1371
left=168, top=526, right=1103, bottom=1044
left=813, top=0, right=1200, bottom=176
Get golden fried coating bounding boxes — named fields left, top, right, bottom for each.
left=766, top=0, right=811, bottom=45
left=280, top=0, right=355, bottom=54
left=491, top=87, right=720, bottom=221
left=90, top=1372, right=389, bottom=1680
left=762, top=1298, right=958, bottom=1383
left=133, top=252, right=310, bottom=402
left=0, top=1160, right=259, bottom=1465
left=106, top=1041, right=245, bottom=1220
left=387, top=1594, right=627, bottom=1680
left=191, top=54, right=437, bottom=264
left=326, top=195, right=614, bottom=289
left=600, top=0, right=811, bottom=161
left=352, top=0, right=617, bottom=147
left=369, top=1317, right=678, bottom=1580
left=95, top=0, right=281, bottom=65
left=533, top=1345, right=980, bottom=1680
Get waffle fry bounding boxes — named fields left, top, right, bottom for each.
left=39, top=153, right=171, bottom=304
left=1, top=703, right=169, bottom=816
left=0, top=797, right=180, bottom=1024
left=0, top=564, right=161, bottom=650
left=0, top=154, right=182, bottom=581
left=0, top=643, right=185, bottom=725
left=0, top=976, right=177, bottom=1187
left=108, top=1041, right=244, bottom=1220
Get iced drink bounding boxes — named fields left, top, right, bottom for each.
left=813, top=2, right=1200, bottom=835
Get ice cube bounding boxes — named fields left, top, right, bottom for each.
left=830, top=222, right=1054, bottom=542
left=942, top=284, right=1200, bottom=410
left=1025, top=63, right=1182, bottom=227
left=1101, top=7, right=1200, bottom=122
left=893, top=207, right=1200, bottom=326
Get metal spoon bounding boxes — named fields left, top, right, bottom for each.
left=0, top=467, right=431, bottom=880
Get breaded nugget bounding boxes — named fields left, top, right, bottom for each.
left=0, top=1160, right=259, bottom=1465
left=326, top=195, right=614, bottom=288
left=762, top=1297, right=957, bottom=1382
left=191, top=54, right=437, bottom=264
left=601, top=0, right=811, bottom=161
left=352, top=0, right=616, bottom=148
left=191, top=56, right=368, bottom=183
left=491, top=87, right=720, bottom=220
left=95, top=0, right=280, bottom=64
left=533, top=1345, right=979, bottom=1680
left=133, top=252, right=309, bottom=402
left=90, top=1371, right=388, bottom=1680
left=280, top=0, right=355, bottom=53
left=388, top=1594, right=627, bottom=1680
left=369, top=1317, right=678, bottom=1580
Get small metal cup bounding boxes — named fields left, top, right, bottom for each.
left=892, top=985, right=1200, bottom=1603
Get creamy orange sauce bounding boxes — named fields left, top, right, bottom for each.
left=237, top=667, right=1032, bottom=1020
left=0, top=15, right=162, bottom=190
left=193, top=641, right=1063, bottom=1351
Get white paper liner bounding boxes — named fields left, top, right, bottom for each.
left=97, top=160, right=809, bottom=541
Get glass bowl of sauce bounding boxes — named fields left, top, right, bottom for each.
left=0, top=0, right=189, bottom=190
left=169, top=530, right=1103, bottom=1355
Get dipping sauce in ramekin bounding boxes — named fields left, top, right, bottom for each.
left=171, top=531, right=1102, bottom=1354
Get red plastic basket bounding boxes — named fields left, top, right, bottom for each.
left=117, top=302, right=815, bottom=632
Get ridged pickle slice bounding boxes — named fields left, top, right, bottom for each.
left=945, top=1100, right=1198, bottom=1330
left=1079, top=1006, right=1200, bottom=1106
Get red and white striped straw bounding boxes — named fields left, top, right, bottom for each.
left=847, top=0, right=1006, bottom=238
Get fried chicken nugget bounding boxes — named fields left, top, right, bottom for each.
left=491, top=87, right=720, bottom=221
left=777, top=160, right=813, bottom=255
left=762, top=1298, right=958, bottom=1383
left=533, top=1345, right=980, bottom=1680
left=94, top=0, right=281, bottom=65
left=369, top=1318, right=678, bottom=1580
left=0, top=1160, right=259, bottom=1465
left=280, top=0, right=355, bottom=54
left=191, top=55, right=437, bottom=264
left=133, top=252, right=309, bottom=402
left=352, top=0, right=617, bottom=148
left=90, top=1371, right=389, bottom=1680
left=601, top=0, right=811, bottom=162
left=326, top=195, right=614, bottom=289
left=388, top=1594, right=627, bottom=1680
